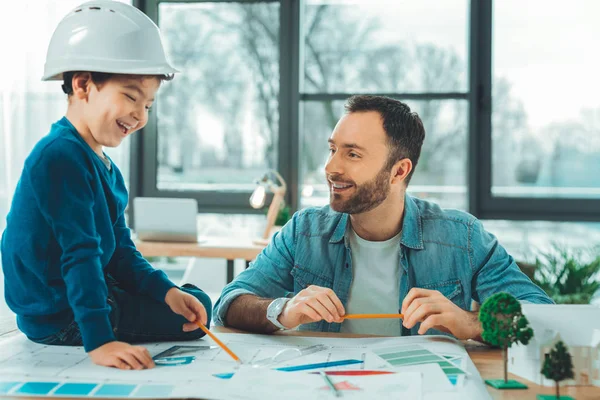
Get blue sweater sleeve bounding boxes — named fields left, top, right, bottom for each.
left=29, top=141, right=115, bottom=352
left=107, top=213, right=176, bottom=303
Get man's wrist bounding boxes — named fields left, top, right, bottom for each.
left=468, top=311, right=483, bottom=340
left=267, top=298, right=290, bottom=330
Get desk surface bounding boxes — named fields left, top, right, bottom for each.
left=135, top=237, right=266, bottom=261
left=215, top=327, right=600, bottom=400
left=2, top=328, right=599, bottom=400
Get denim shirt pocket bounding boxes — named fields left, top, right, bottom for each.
left=421, top=279, right=466, bottom=309
left=290, top=265, right=334, bottom=332
left=290, top=265, right=334, bottom=292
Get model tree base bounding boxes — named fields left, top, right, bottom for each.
left=485, top=379, right=528, bottom=389
left=536, top=396, right=574, bottom=400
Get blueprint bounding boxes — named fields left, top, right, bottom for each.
left=0, top=333, right=491, bottom=399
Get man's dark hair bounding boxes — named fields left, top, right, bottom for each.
left=61, top=71, right=174, bottom=96
left=344, top=95, right=425, bottom=185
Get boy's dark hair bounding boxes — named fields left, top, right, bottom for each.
left=344, top=95, right=425, bottom=185
left=61, top=71, right=174, bottom=95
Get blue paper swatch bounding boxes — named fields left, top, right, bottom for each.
left=54, top=383, right=98, bottom=396
left=94, top=384, right=136, bottom=397
left=15, top=382, right=59, bottom=395
left=0, top=382, right=20, bottom=394
left=135, top=384, right=174, bottom=398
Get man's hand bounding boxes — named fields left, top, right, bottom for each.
left=278, top=285, right=345, bottom=329
left=88, top=341, right=154, bottom=370
left=401, top=288, right=482, bottom=340
left=165, top=287, right=208, bottom=332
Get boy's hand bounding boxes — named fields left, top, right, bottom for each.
left=88, top=341, right=154, bottom=370
left=165, top=287, right=208, bottom=332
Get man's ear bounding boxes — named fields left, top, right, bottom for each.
left=71, top=72, right=93, bottom=101
left=390, top=158, right=413, bottom=185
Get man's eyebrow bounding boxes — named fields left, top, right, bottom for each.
left=123, top=84, right=154, bottom=102
left=328, top=138, right=367, bottom=152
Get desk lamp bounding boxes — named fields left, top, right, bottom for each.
left=250, top=170, right=287, bottom=245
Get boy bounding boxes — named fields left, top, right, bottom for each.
left=1, top=1, right=211, bottom=370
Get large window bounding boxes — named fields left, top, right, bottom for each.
left=468, top=0, right=600, bottom=221
left=299, top=0, right=469, bottom=209
left=492, top=0, right=600, bottom=200
left=138, top=0, right=599, bottom=222
left=140, top=1, right=280, bottom=211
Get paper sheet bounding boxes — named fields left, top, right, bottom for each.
left=228, top=366, right=422, bottom=400
left=0, top=333, right=490, bottom=399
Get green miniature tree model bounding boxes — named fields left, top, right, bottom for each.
left=537, top=340, right=575, bottom=400
left=479, top=292, right=534, bottom=389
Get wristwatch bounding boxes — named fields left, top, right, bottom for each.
left=267, top=298, right=290, bottom=330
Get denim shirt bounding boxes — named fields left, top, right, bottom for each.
left=214, top=195, right=553, bottom=335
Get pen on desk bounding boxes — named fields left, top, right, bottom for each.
left=342, top=313, right=404, bottom=320
left=194, top=321, right=242, bottom=364
left=320, top=371, right=341, bottom=397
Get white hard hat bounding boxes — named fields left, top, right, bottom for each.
left=42, top=0, right=179, bottom=81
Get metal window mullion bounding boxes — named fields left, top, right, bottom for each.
left=279, top=0, right=301, bottom=213
left=301, top=92, right=469, bottom=102
left=468, top=0, right=492, bottom=218
left=154, top=0, right=278, bottom=3
left=483, top=197, right=600, bottom=222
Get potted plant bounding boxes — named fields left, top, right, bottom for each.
left=538, top=340, right=574, bottom=400
left=479, top=292, right=534, bottom=389
left=533, top=244, right=600, bottom=304
left=274, top=204, right=291, bottom=227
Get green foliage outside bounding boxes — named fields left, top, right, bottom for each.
left=541, top=340, right=574, bottom=400
left=479, top=292, right=534, bottom=383
left=532, top=244, right=600, bottom=304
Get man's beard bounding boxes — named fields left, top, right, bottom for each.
left=328, top=166, right=391, bottom=214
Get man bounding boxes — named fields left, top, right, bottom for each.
left=213, top=95, right=552, bottom=339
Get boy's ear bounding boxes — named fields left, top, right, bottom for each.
left=71, top=72, right=93, bottom=100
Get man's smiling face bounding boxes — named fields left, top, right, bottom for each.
left=325, top=111, right=393, bottom=215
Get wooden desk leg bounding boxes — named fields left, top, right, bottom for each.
left=227, top=260, right=234, bottom=284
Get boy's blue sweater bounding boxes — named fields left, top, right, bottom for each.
left=1, top=117, right=175, bottom=352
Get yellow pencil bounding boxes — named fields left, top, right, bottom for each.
left=195, top=321, right=242, bottom=364
left=343, top=313, right=404, bottom=320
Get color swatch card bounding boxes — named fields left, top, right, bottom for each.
left=228, top=366, right=423, bottom=400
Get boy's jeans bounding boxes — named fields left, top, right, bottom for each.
left=31, top=277, right=212, bottom=348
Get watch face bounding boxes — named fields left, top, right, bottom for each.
left=274, top=298, right=285, bottom=312
left=268, top=298, right=285, bottom=319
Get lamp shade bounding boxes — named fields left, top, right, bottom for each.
left=249, top=185, right=266, bottom=209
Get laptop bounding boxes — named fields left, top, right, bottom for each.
left=133, top=197, right=198, bottom=242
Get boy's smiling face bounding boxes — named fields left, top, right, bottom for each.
left=68, top=73, right=160, bottom=154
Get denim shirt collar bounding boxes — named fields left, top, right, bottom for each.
left=329, top=213, right=349, bottom=244
left=328, top=194, right=424, bottom=250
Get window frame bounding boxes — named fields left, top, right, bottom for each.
left=131, top=0, right=600, bottom=222
left=132, top=0, right=293, bottom=215
left=470, top=0, right=600, bottom=222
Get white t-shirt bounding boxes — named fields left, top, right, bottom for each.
left=340, top=226, right=402, bottom=336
